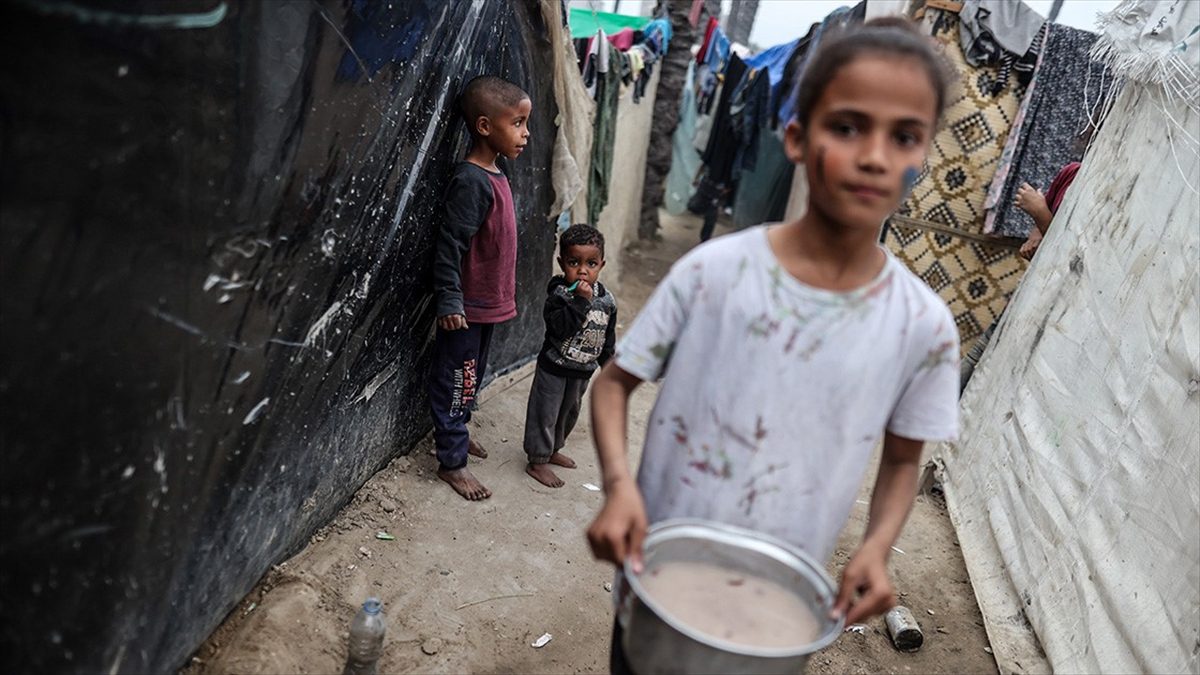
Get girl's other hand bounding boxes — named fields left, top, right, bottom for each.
left=586, top=478, right=648, bottom=573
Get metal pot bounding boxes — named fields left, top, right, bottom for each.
left=620, top=519, right=843, bottom=675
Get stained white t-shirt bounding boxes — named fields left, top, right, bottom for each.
left=616, top=226, right=959, bottom=563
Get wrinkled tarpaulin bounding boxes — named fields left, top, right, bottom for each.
left=0, top=1, right=559, bottom=672
left=936, top=2, right=1200, bottom=672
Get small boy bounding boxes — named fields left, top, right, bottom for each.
left=429, top=75, right=531, bottom=502
left=523, top=225, right=618, bottom=488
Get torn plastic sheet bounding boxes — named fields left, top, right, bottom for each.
left=0, top=1, right=558, bottom=672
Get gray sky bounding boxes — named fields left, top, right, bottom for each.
left=747, top=1, right=1121, bottom=49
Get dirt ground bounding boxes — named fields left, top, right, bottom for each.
left=185, top=212, right=997, bottom=675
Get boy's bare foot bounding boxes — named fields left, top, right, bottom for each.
left=526, top=463, right=565, bottom=488
left=468, top=439, right=488, bottom=459
left=438, top=467, right=492, bottom=500
left=548, top=451, right=576, bottom=469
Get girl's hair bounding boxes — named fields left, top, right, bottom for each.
left=793, top=17, right=954, bottom=128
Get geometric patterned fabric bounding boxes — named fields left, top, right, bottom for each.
left=888, top=8, right=1031, bottom=355
left=884, top=221, right=1027, bottom=357
left=900, top=9, right=1028, bottom=235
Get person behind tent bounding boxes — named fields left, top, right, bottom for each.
left=1013, top=123, right=1094, bottom=261
left=429, top=75, right=531, bottom=502
left=522, top=224, right=618, bottom=489
left=583, top=18, right=960, bottom=672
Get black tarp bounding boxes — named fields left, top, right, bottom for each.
left=0, top=1, right=558, bottom=672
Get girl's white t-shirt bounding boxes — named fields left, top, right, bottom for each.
left=616, top=226, right=959, bottom=563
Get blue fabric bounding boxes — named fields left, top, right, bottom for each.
left=644, top=18, right=672, bottom=55
left=336, top=0, right=437, bottom=82
left=704, top=26, right=730, bottom=72
left=743, top=38, right=800, bottom=89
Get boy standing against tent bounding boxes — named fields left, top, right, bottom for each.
left=429, top=75, right=531, bottom=502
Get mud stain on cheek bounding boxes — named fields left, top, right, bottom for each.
left=901, top=166, right=920, bottom=200
left=814, top=145, right=828, bottom=191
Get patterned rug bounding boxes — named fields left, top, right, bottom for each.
left=884, top=219, right=1027, bottom=356
left=900, top=9, right=1028, bottom=235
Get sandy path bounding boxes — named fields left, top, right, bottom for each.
left=186, top=213, right=996, bottom=674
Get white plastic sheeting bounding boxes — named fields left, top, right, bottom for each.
left=935, top=61, right=1200, bottom=675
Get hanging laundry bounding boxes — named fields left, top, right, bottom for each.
left=643, top=17, right=672, bottom=55
left=583, top=29, right=610, bottom=97
left=733, top=131, right=795, bottom=228
left=608, top=27, right=635, bottom=51
left=696, top=16, right=718, bottom=64
left=587, top=46, right=620, bottom=225
left=665, top=61, right=702, bottom=215
left=984, top=25, right=1117, bottom=238
left=777, top=3, right=865, bottom=126
left=703, top=26, right=731, bottom=73
left=959, top=0, right=1045, bottom=67
left=729, top=67, right=771, bottom=176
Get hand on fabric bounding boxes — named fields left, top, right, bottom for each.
left=437, top=314, right=468, bottom=331
left=1014, top=183, right=1049, bottom=218
left=586, top=478, right=648, bottom=573
left=1019, top=229, right=1043, bottom=261
left=575, top=280, right=594, bottom=301
left=833, top=543, right=896, bottom=625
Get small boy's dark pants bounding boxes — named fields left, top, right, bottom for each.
left=523, top=366, right=589, bottom=463
left=428, top=323, right=494, bottom=470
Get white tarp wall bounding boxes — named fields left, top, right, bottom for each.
left=935, top=2, right=1200, bottom=673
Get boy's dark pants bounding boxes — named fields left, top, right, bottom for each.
left=523, top=366, right=589, bottom=463
left=428, top=323, right=494, bottom=470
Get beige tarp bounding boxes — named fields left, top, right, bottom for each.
left=542, top=0, right=594, bottom=224
left=935, top=35, right=1200, bottom=675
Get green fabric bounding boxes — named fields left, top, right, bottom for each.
left=568, top=7, right=648, bottom=38
left=732, top=131, right=795, bottom=229
left=587, top=48, right=621, bottom=226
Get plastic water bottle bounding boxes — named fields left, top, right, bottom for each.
left=343, top=597, right=386, bottom=675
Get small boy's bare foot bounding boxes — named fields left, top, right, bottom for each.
left=468, top=439, right=488, bottom=459
left=438, top=467, right=492, bottom=500
left=548, top=451, right=577, bottom=469
left=526, top=463, right=565, bottom=488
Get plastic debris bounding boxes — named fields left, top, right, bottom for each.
left=891, top=546, right=906, bottom=555
left=375, top=532, right=395, bottom=541
left=845, top=624, right=868, bottom=635
left=603, top=582, right=613, bottom=592
left=583, top=483, right=601, bottom=491
left=531, top=633, right=553, bottom=648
